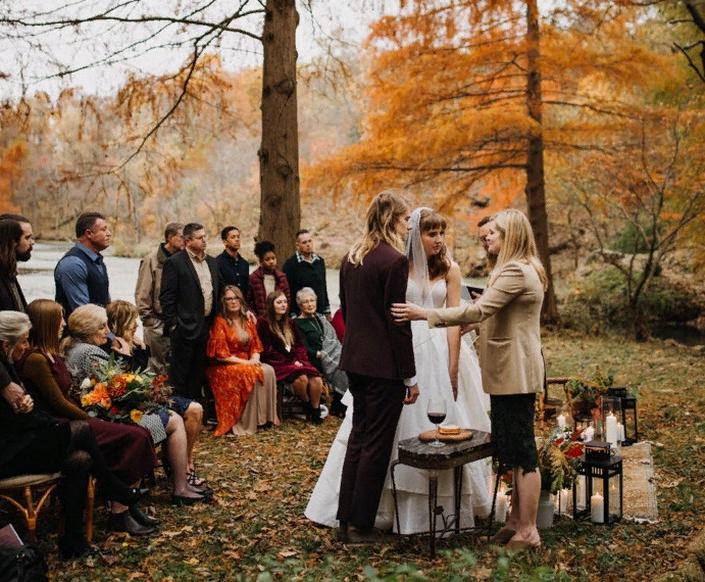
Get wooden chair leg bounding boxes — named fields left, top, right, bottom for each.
left=23, top=486, right=37, bottom=543
left=85, top=478, right=96, bottom=543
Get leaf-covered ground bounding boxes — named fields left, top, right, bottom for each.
left=34, top=330, right=705, bottom=581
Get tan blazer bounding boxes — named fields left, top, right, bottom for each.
left=427, top=260, right=544, bottom=396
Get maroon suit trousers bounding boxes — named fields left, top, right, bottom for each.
left=336, top=372, right=406, bottom=530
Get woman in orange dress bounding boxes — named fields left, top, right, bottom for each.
left=206, top=285, right=279, bottom=436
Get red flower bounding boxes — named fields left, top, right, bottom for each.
left=554, top=438, right=564, bottom=447
left=110, top=406, right=119, bottom=415
left=566, top=442, right=584, bottom=459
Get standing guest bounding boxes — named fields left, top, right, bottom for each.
left=257, top=291, right=324, bottom=424
left=107, top=300, right=205, bottom=486
left=206, top=286, right=279, bottom=436
left=282, top=229, right=330, bottom=317
left=135, top=222, right=184, bottom=374
left=0, top=214, right=34, bottom=312
left=335, top=191, right=419, bottom=544
left=330, top=308, right=345, bottom=343
left=0, top=310, right=149, bottom=558
left=216, top=226, right=249, bottom=297
left=247, top=240, right=290, bottom=319
left=54, top=212, right=112, bottom=317
left=19, top=299, right=159, bottom=536
left=160, top=223, right=220, bottom=402
left=392, top=209, right=546, bottom=552
left=293, top=287, right=348, bottom=417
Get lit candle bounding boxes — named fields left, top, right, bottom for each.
left=605, top=412, right=618, bottom=445
left=582, top=425, right=595, bottom=442
left=557, top=413, right=566, bottom=429
left=495, top=493, right=508, bottom=523
left=576, top=476, right=586, bottom=509
left=591, top=492, right=604, bottom=523
left=617, top=422, right=625, bottom=442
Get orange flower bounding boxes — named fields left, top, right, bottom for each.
left=130, top=409, right=144, bottom=423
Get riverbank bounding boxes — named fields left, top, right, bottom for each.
left=40, top=329, right=704, bottom=581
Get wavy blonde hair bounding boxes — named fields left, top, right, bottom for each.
left=490, top=209, right=547, bottom=290
left=62, top=304, right=107, bottom=352
left=348, top=190, right=410, bottom=266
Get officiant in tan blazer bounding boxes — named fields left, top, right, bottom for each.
left=392, top=209, right=546, bottom=553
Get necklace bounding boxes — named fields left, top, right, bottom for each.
left=310, top=315, right=324, bottom=342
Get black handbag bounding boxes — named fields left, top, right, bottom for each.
left=0, top=544, right=48, bottom=582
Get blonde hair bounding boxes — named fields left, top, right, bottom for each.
left=490, top=210, right=547, bottom=289
left=106, top=300, right=139, bottom=344
left=0, top=310, right=31, bottom=359
left=62, top=304, right=108, bottom=352
left=27, top=299, right=63, bottom=356
left=348, top=190, right=410, bottom=266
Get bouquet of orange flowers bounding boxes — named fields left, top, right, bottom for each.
left=77, top=355, right=168, bottom=424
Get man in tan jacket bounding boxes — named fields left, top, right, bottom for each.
left=135, top=222, right=184, bottom=374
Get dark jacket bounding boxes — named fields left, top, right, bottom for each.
left=282, top=254, right=330, bottom=315
left=160, top=250, right=221, bottom=341
left=216, top=251, right=250, bottom=297
left=247, top=266, right=291, bottom=318
left=338, top=242, right=415, bottom=381
left=0, top=355, right=60, bottom=467
left=0, top=272, right=27, bottom=312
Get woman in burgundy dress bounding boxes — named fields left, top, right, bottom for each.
left=18, top=299, right=160, bottom=534
left=256, top=290, right=324, bottom=424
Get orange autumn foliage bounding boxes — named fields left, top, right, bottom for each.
left=305, top=1, right=677, bottom=224
left=0, top=140, right=25, bottom=213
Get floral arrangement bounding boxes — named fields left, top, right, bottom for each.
left=565, top=368, right=615, bottom=416
left=76, top=355, right=169, bottom=424
left=537, top=427, right=585, bottom=494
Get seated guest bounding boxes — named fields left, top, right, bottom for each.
left=206, top=286, right=279, bottom=436
left=293, top=287, right=348, bottom=417
left=106, top=300, right=206, bottom=488
left=256, top=291, right=324, bottom=424
left=247, top=240, right=290, bottom=319
left=0, top=310, right=148, bottom=558
left=19, top=299, right=158, bottom=535
left=63, top=304, right=209, bottom=506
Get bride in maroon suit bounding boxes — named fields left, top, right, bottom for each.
left=256, top=290, right=324, bottom=424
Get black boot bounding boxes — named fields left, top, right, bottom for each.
left=311, top=406, right=323, bottom=425
left=108, top=511, right=156, bottom=536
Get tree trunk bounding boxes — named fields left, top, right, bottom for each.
left=258, top=0, right=300, bottom=259
left=525, top=0, right=559, bottom=323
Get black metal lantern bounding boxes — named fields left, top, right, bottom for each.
left=573, top=446, right=623, bottom=526
left=607, top=387, right=639, bottom=445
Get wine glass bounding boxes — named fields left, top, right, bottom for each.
left=427, top=397, right=447, bottom=448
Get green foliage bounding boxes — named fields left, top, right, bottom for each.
left=610, top=222, right=661, bottom=255
left=560, top=265, right=701, bottom=333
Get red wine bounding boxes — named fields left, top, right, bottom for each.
left=428, top=412, right=446, bottom=425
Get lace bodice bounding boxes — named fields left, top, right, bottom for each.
left=406, top=277, right=447, bottom=309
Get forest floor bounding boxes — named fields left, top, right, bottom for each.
left=37, top=330, right=705, bottom=581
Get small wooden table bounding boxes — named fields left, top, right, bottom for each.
left=390, top=431, right=498, bottom=558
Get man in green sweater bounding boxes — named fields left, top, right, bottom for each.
left=283, top=229, right=330, bottom=318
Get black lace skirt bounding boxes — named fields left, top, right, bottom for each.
left=490, top=393, right=538, bottom=473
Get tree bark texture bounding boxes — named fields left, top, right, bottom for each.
left=258, top=0, right=300, bottom=259
left=525, top=0, right=559, bottom=323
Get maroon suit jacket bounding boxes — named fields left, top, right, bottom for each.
left=338, top=242, right=415, bottom=381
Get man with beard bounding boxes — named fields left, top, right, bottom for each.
left=0, top=214, right=34, bottom=312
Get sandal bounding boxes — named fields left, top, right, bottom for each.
left=186, top=469, right=207, bottom=488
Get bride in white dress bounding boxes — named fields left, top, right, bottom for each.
left=305, top=207, right=491, bottom=534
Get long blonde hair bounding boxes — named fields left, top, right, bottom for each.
left=348, top=190, right=410, bottom=266
left=490, top=209, right=547, bottom=290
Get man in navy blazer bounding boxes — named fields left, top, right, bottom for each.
left=160, top=223, right=221, bottom=401
left=336, top=192, right=419, bottom=543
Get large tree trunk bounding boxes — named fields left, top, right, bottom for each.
left=525, top=0, right=559, bottom=323
left=258, top=0, right=300, bottom=259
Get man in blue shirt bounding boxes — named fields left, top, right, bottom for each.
left=215, top=226, right=249, bottom=297
left=54, top=212, right=112, bottom=316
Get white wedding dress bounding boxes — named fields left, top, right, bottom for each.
left=305, top=278, right=492, bottom=534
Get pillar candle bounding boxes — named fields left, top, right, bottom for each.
left=557, top=413, right=566, bottom=429
left=591, top=492, right=604, bottom=523
left=495, top=493, right=508, bottom=523
left=582, top=426, right=595, bottom=442
left=605, top=412, right=618, bottom=445
left=617, top=422, right=625, bottom=442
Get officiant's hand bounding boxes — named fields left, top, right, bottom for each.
left=391, top=302, right=427, bottom=322
left=404, top=384, right=419, bottom=405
